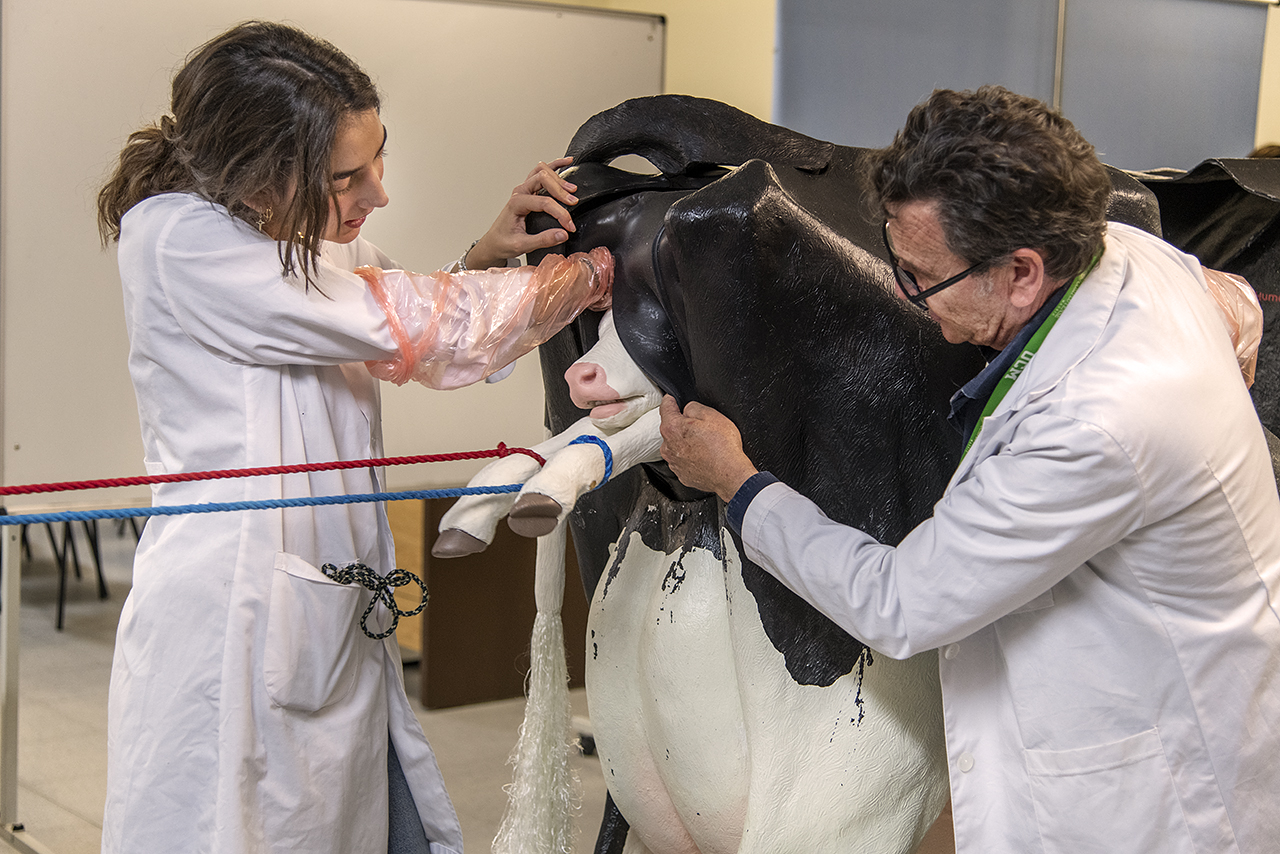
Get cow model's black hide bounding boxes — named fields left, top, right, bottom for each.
left=533, top=97, right=980, bottom=691
left=1130, top=160, right=1280, bottom=436
left=526, top=94, right=1268, bottom=854
left=530, top=95, right=1164, bottom=624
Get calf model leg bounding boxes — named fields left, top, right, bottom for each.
left=507, top=408, right=662, bottom=537
left=433, top=418, right=597, bottom=557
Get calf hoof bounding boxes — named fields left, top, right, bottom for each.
left=432, top=529, right=488, bottom=558
left=507, top=494, right=564, bottom=538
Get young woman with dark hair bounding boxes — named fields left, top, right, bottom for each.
left=97, top=21, right=609, bottom=854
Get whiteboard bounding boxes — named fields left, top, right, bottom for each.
left=0, top=0, right=664, bottom=508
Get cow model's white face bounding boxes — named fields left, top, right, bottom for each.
left=565, top=311, right=663, bottom=432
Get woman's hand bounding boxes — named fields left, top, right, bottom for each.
left=659, top=396, right=759, bottom=503
left=466, top=157, right=579, bottom=269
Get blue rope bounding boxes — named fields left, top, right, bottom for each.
left=0, top=484, right=522, bottom=527
left=566, top=434, right=613, bottom=488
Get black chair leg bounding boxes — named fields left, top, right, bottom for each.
left=82, top=519, right=108, bottom=599
left=43, top=522, right=65, bottom=567
left=65, top=522, right=83, bottom=581
left=52, top=525, right=68, bottom=631
left=37, top=519, right=116, bottom=630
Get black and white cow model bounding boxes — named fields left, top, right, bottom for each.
left=436, top=96, right=1251, bottom=854
left=437, top=309, right=952, bottom=854
left=438, top=304, right=952, bottom=851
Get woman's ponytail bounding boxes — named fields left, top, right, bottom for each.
left=97, top=116, right=190, bottom=244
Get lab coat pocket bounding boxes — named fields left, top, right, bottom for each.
left=264, top=552, right=365, bottom=713
left=1025, top=728, right=1193, bottom=854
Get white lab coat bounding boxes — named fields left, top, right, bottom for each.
left=104, top=193, right=463, bottom=853
left=740, top=223, right=1280, bottom=854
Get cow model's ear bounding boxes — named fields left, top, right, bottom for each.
left=566, top=94, right=835, bottom=176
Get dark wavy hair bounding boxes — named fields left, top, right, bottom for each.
left=97, top=21, right=380, bottom=285
left=869, top=86, right=1110, bottom=282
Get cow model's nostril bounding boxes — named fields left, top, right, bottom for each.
left=565, top=362, right=594, bottom=409
left=565, top=361, right=597, bottom=387
left=566, top=361, right=617, bottom=410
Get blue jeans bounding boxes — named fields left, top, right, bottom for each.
left=388, top=736, right=431, bottom=854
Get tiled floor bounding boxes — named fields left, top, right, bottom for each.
left=1, top=525, right=606, bottom=854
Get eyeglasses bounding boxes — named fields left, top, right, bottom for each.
left=881, top=221, right=990, bottom=307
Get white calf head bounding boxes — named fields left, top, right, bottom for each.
left=564, top=311, right=663, bottom=432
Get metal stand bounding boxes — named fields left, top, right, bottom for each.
left=1, top=528, right=58, bottom=854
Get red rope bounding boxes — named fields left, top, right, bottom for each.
left=0, top=444, right=546, bottom=497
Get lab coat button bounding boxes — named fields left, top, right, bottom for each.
left=958, top=752, right=975, bottom=773
left=943, top=644, right=959, bottom=660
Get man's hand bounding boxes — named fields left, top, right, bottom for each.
left=659, top=395, right=759, bottom=503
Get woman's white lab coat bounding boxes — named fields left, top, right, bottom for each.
left=741, top=223, right=1280, bottom=853
left=104, top=193, right=463, bottom=853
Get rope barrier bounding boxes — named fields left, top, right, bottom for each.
left=0, top=447, right=541, bottom=711
left=0, top=444, right=546, bottom=497
left=0, top=484, right=523, bottom=527
left=0, top=444, right=548, bottom=526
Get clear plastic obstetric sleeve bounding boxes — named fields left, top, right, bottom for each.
left=1202, top=266, right=1263, bottom=388
left=355, top=247, right=613, bottom=390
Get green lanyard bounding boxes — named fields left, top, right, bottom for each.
left=960, top=250, right=1102, bottom=460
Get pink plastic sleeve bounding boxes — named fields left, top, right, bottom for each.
left=356, top=247, right=613, bottom=390
left=1202, top=267, right=1262, bottom=388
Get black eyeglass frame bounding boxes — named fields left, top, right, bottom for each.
left=881, top=221, right=992, bottom=307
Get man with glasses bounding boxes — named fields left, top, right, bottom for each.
left=659, top=85, right=1280, bottom=853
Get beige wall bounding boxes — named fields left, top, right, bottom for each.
left=564, top=0, right=776, bottom=120
left=1258, top=5, right=1280, bottom=149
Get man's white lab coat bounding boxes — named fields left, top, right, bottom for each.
left=742, top=223, right=1280, bottom=853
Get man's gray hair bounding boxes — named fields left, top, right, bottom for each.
left=870, top=86, right=1111, bottom=282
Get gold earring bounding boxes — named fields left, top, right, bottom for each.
left=256, top=207, right=273, bottom=233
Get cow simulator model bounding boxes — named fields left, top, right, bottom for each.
left=434, top=95, right=1280, bottom=854
left=436, top=309, right=951, bottom=854
left=436, top=95, right=1009, bottom=854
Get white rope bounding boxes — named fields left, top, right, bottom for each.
left=492, top=519, right=581, bottom=854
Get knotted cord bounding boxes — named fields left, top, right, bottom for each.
left=321, top=562, right=428, bottom=640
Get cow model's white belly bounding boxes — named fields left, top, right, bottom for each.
left=587, top=529, right=948, bottom=854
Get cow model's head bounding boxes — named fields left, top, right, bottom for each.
left=564, top=310, right=663, bottom=433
